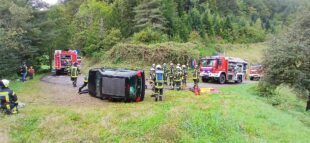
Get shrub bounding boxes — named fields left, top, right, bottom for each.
left=132, top=27, right=168, bottom=44
left=107, top=42, right=199, bottom=64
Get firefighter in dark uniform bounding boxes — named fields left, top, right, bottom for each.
left=181, top=65, right=188, bottom=86
left=0, top=79, right=18, bottom=114
left=168, top=62, right=175, bottom=88
left=163, top=63, right=168, bottom=85
left=174, top=65, right=182, bottom=90
left=193, top=64, right=200, bottom=86
left=78, top=75, right=88, bottom=94
left=154, top=65, right=164, bottom=101
left=70, top=62, right=80, bottom=87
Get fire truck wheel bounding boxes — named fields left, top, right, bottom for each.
left=236, top=76, right=243, bottom=83
left=250, top=77, right=254, bottom=81
left=202, top=77, right=209, bottom=83
left=218, top=74, right=226, bottom=84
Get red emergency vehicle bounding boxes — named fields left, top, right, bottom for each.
left=249, top=64, right=263, bottom=81
left=200, top=56, right=248, bottom=84
left=54, top=50, right=80, bottom=75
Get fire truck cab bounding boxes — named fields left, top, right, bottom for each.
left=54, top=50, right=80, bottom=75
left=249, top=64, right=263, bottom=81
left=200, top=56, right=248, bottom=84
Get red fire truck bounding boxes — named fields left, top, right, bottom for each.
left=200, top=56, right=248, bottom=84
left=54, top=50, right=80, bottom=75
left=249, top=64, right=263, bottom=81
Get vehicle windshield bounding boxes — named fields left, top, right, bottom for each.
left=251, top=65, right=261, bottom=70
left=201, top=59, right=216, bottom=67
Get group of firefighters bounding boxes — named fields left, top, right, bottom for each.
left=150, top=62, right=200, bottom=101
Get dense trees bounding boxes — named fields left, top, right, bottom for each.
left=259, top=13, right=310, bottom=109
left=0, top=0, right=308, bottom=78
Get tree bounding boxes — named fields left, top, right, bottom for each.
left=134, top=0, right=167, bottom=32
left=260, top=13, right=310, bottom=110
left=0, top=0, right=40, bottom=78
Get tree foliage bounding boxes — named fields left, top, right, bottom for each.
left=259, top=13, right=310, bottom=108
left=0, top=0, right=309, bottom=78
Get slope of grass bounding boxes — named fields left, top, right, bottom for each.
left=0, top=77, right=309, bottom=142
left=221, top=43, right=269, bottom=63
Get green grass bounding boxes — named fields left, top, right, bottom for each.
left=222, top=43, right=268, bottom=63
left=0, top=77, right=309, bottom=142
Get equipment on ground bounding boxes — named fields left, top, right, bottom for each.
left=200, top=56, right=248, bottom=84
left=88, top=68, right=145, bottom=102
left=54, top=50, right=80, bottom=75
left=249, top=64, right=263, bottom=81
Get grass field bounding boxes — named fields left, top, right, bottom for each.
left=0, top=75, right=309, bottom=143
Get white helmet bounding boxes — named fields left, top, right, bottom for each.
left=156, top=65, right=162, bottom=70
left=177, top=63, right=180, bottom=67
left=1, top=79, right=9, bottom=88
left=177, top=66, right=182, bottom=71
left=182, top=65, right=186, bottom=68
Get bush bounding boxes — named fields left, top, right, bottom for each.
left=107, top=42, right=199, bottom=64
left=132, top=27, right=168, bottom=44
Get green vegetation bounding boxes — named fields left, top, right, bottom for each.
left=1, top=76, right=309, bottom=142
left=1, top=0, right=310, bottom=78
left=258, top=13, right=310, bottom=110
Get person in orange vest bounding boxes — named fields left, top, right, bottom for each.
left=28, top=66, right=35, bottom=80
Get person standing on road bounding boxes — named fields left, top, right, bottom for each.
left=169, top=62, right=175, bottom=88
left=28, top=66, right=35, bottom=80
left=163, top=63, right=168, bottom=85
left=70, top=62, right=80, bottom=87
left=78, top=75, right=88, bottom=94
left=20, top=62, right=27, bottom=82
left=0, top=79, right=18, bottom=114
left=193, top=64, right=200, bottom=87
left=182, top=65, right=188, bottom=87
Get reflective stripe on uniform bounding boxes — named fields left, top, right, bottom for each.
left=0, top=92, right=9, bottom=102
left=71, top=67, right=78, bottom=78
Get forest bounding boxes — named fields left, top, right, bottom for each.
left=0, top=0, right=309, bottom=78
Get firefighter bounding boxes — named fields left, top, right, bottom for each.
left=174, top=65, right=182, bottom=90
left=193, top=64, right=200, bottom=86
left=70, top=62, right=80, bottom=87
left=163, top=63, right=168, bottom=85
left=181, top=65, right=188, bottom=87
left=0, top=79, right=18, bottom=114
left=78, top=75, right=88, bottom=94
left=154, top=65, right=164, bottom=101
left=168, top=62, right=175, bottom=88
left=149, top=64, right=156, bottom=90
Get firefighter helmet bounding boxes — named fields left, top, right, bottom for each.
left=156, top=65, right=162, bottom=70
left=182, top=65, right=186, bottom=68
left=1, top=79, right=10, bottom=88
